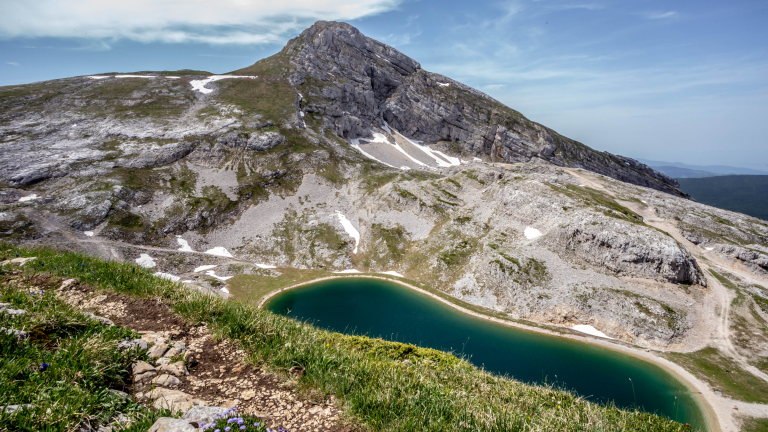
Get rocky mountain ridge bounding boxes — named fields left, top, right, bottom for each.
left=0, top=21, right=767, bottom=357
left=259, top=21, right=683, bottom=196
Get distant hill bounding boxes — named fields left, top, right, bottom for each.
left=637, top=159, right=768, bottom=177
left=654, top=166, right=722, bottom=179
left=677, top=175, right=768, bottom=221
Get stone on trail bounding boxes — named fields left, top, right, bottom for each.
left=155, top=357, right=172, bottom=366
left=148, top=342, right=169, bottom=359
left=163, top=341, right=186, bottom=358
left=157, top=361, right=188, bottom=377
left=152, top=374, right=181, bottom=388
left=117, top=338, right=147, bottom=351
left=180, top=406, right=229, bottom=426
left=0, top=257, right=37, bottom=267
left=148, top=417, right=197, bottom=432
left=84, top=312, right=114, bottom=326
left=1, top=327, right=29, bottom=340
left=132, top=360, right=155, bottom=375
left=1, top=308, right=26, bottom=317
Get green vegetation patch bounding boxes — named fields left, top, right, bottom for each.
left=215, top=79, right=295, bottom=124
left=665, top=347, right=768, bottom=404
left=0, top=269, right=168, bottom=431
left=1, top=244, right=696, bottom=432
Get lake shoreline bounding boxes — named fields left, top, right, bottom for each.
left=257, top=274, right=721, bottom=432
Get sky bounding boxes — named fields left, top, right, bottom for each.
left=1, top=0, right=767, bottom=170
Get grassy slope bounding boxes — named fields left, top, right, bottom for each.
left=0, top=269, right=169, bottom=431
left=0, top=243, right=693, bottom=432
left=677, top=176, right=768, bottom=221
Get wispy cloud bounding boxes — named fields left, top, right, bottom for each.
left=645, top=11, right=678, bottom=20
left=0, top=0, right=402, bottom=44
left=6, top=61, right=19, bottom=66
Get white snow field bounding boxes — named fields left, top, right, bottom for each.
left=205, top=247, right=233, bottom=258
left=18, top=194, right=38, bottom=202
left=255, top=263, right=277, bottom=269
left=379, top=271, right=405, bottom=277
left=83, top=231, right=94, bottom=237
left=176, top=236, right=194, bottom=252
left=194, top=265, right=217, bottom=273
left=189, top=75, right=256, bottom=94
left=333, top=269, right=362, bottom=274
left=524, top=227, right=543, bottom=240
left=205, top=270, right=233, bottom=281
left=135, top=254, right=156, bottom=268
left=154, top=272, right=181, bottom=282
left=336, top=211, right=360, bottom=254
left=572, top=325, right=613, bottom=339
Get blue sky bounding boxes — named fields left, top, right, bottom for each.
left=1, top=0, right=767, bottom=170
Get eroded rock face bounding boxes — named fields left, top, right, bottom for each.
left=551, top=216, right=705, bottom=285
left=283, top=21, right=683, bottom=196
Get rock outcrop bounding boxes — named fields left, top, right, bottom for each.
left=257, top=20, right=684, bottom=196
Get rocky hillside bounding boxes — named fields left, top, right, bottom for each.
left=237, top=21, right=683, bottom=196
left=1, top=21, right=767, bottom=358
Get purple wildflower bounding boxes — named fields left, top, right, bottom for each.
left=240, top=427, right=246, bottom=431
left=253, top=423, right=260, bottom=427
left=215, top=430, right=220, bottom=432
left=225, top=428, right=231, bottom=432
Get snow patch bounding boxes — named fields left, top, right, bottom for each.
left=205, top=247, right=233, bottom=258
left=379, top=271, right=404, bottom=277
left=194, top=265, right=217, bottom=273
left=166, top=76, right=180, bottom=79
left=220, top=287, right=230, bottom=294
left=524, top=227, right=542, bottom=240
left=350, top=138, right=395, bottom=168
left=115, top=75, right=156, bottom=78
left=705, top=247, right=714, bottom=251
left=372, top=132, right=427, bottom=167
left=205, top=270, right=232, bottom=281
left=84, top=231, right=94, bottom=237
left=473, top=157, right=482, bottom=162
left=87, top=75, right=110, bottom=80
left=154, top=272, right=180, bottom=282
left=437, top=82, right=450, bottom=87
left=396, top=131, right=461, bottom=167
left=336, top=211, right=360, bottom=254
left=255, top=263, right=277, bottom=269
left=334, top=269, right=362, bottom=274
left=572, top=325, right=613, bottom=339
left=176, top=236, right=194, bottom=252
left=18, top=194, right=38, bottom=202
left=190, top=75, right=256, bottom=94
left=135, top=254, right=156, bottom=268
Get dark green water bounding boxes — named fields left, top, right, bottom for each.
left=266, top=278, right=707, bottom=430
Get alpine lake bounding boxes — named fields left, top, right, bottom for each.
left=264, top=277, right=707, bottom=430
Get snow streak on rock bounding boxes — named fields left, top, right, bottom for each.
left=524, top=227, right=542, bottom=240
left=176, top=236, right=194, bottom=252
left=336, top=211, right=360, bottom=254
left=205, top=247, right=233, bottom=258
left=205, top=270, right=232, bottom=281
left=189, top=76, right=256, bottom=94
left=135, top=254, right=156, bottom=268
left=194, top=265, right=217, bottom=273
left=154, top=272, right=180, bottom=282
left=572, top=325, right=613, bottom=339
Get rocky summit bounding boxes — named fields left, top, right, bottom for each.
left=1, top=20, right=767, bottom=359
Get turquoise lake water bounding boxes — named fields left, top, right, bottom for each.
left=265, top=277, right=707, bottom=430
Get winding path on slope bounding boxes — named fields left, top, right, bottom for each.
left=566, top=168, right=768, bottom=430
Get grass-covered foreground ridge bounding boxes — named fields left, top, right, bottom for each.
left=1, top=244, right=697, bottom=432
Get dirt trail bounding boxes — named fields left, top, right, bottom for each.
left=566, top=168, right=768, bottom=431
